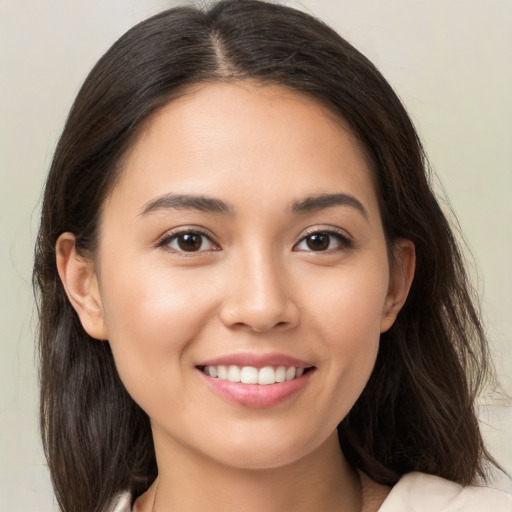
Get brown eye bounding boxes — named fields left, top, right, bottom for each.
left=177, top=233, right=202, bottom=251
left=165, top=231, right=217, bottom=252
left=306, top=233, right=330, bottom=251
left=294, top=230, right=351, bottom=252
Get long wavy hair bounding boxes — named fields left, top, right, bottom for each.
left=33, top=1, right=499, bottom=511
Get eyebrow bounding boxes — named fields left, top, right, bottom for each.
left=140, top=193, right=234, bottom=216
left=290, top=193, right=367, bottom=218
left=139, top=192, right=367, bottom=219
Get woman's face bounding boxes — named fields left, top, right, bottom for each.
left=79, top=82, right=413, bottom=470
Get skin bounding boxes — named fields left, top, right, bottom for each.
left=57, top=82, right=415, bottom=512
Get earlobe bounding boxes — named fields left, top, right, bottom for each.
left=55, top=233, right=108, bottom=340
left=380, top=238, right=416, bottom=333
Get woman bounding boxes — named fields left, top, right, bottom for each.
left=33, top=1, right=511, bottom=511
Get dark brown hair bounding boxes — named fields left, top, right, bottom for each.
left=33, top=1, right=499, bottom=511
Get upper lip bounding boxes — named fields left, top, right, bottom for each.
left=196, top=352, right=314, bottom=369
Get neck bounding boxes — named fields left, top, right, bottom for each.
left=143, top=431, right=361, bottom=512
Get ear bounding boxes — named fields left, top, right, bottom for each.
left=55, top=232, right=108, bottom=340
left=380, top=238, right=416, bottom=333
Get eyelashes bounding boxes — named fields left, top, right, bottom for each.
left=293, top=229, right=352, bottom=252
left=157, top=227, right=353, bottom=255
left=156, top=228, right=220, bottom=253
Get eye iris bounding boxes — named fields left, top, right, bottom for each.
left=177, top=233, right=202, bottom=251
left=306, top=233, right=330, bottom=251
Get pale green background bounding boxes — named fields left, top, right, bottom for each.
left=1, top=1, right=510, bottom=510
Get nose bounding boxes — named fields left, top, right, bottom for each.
left=219, top=250, right=300, bottom=333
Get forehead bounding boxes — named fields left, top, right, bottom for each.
left=104, top=81, right=380, bottom=220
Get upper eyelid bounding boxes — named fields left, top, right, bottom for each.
left=155, top=225, right=352, bottom=249
left=293, top=227, right=354, bottom=252
left=156, top=226, right=219, bottom=248
left=297, top=226, right=352, bottom=241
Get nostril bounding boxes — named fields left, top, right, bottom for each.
left=229, top=320, right=289, bottom=333
left=219, top=292, right=300, bottom=332
left=252, top=320, right=289, bottom=333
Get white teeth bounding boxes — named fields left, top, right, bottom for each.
left=227, top=365, right=241, bottom=383
left=240, top=366, right=259, bottom=384
left=285, top=367, right=296, bottom=381
left=203, top=364, right=308, bottom=385
left=217, top=365, right=227, bottom=380
left=275, top=366, right=286, bottom=383
left=258, top=366, right=276, bottom=385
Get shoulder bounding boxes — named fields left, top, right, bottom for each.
left=378, top=472, right=512, bottom=512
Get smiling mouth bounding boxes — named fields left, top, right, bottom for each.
left=197, top=365, right=315, bottom=385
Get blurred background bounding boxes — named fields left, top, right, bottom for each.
left=1, top=0, right=510, bottom=510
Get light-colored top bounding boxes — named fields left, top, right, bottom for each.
left=378, top=472, right=512, bottom=511
left=110, top=472, right=512, bottom=512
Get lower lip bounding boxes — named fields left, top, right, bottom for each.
left=198, top=370, right=314, bottom=408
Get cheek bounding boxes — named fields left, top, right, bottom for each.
left=307, top=257, right=389, bottom=341
left=98, top=258, right=218, bottom=402
left=305, top=259, right=389, bottom=399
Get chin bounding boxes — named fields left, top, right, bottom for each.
left=198, top=424, right=336, bottom=471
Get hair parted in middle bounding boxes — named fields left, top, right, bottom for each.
left=34, top=2, right=496, bottom=511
